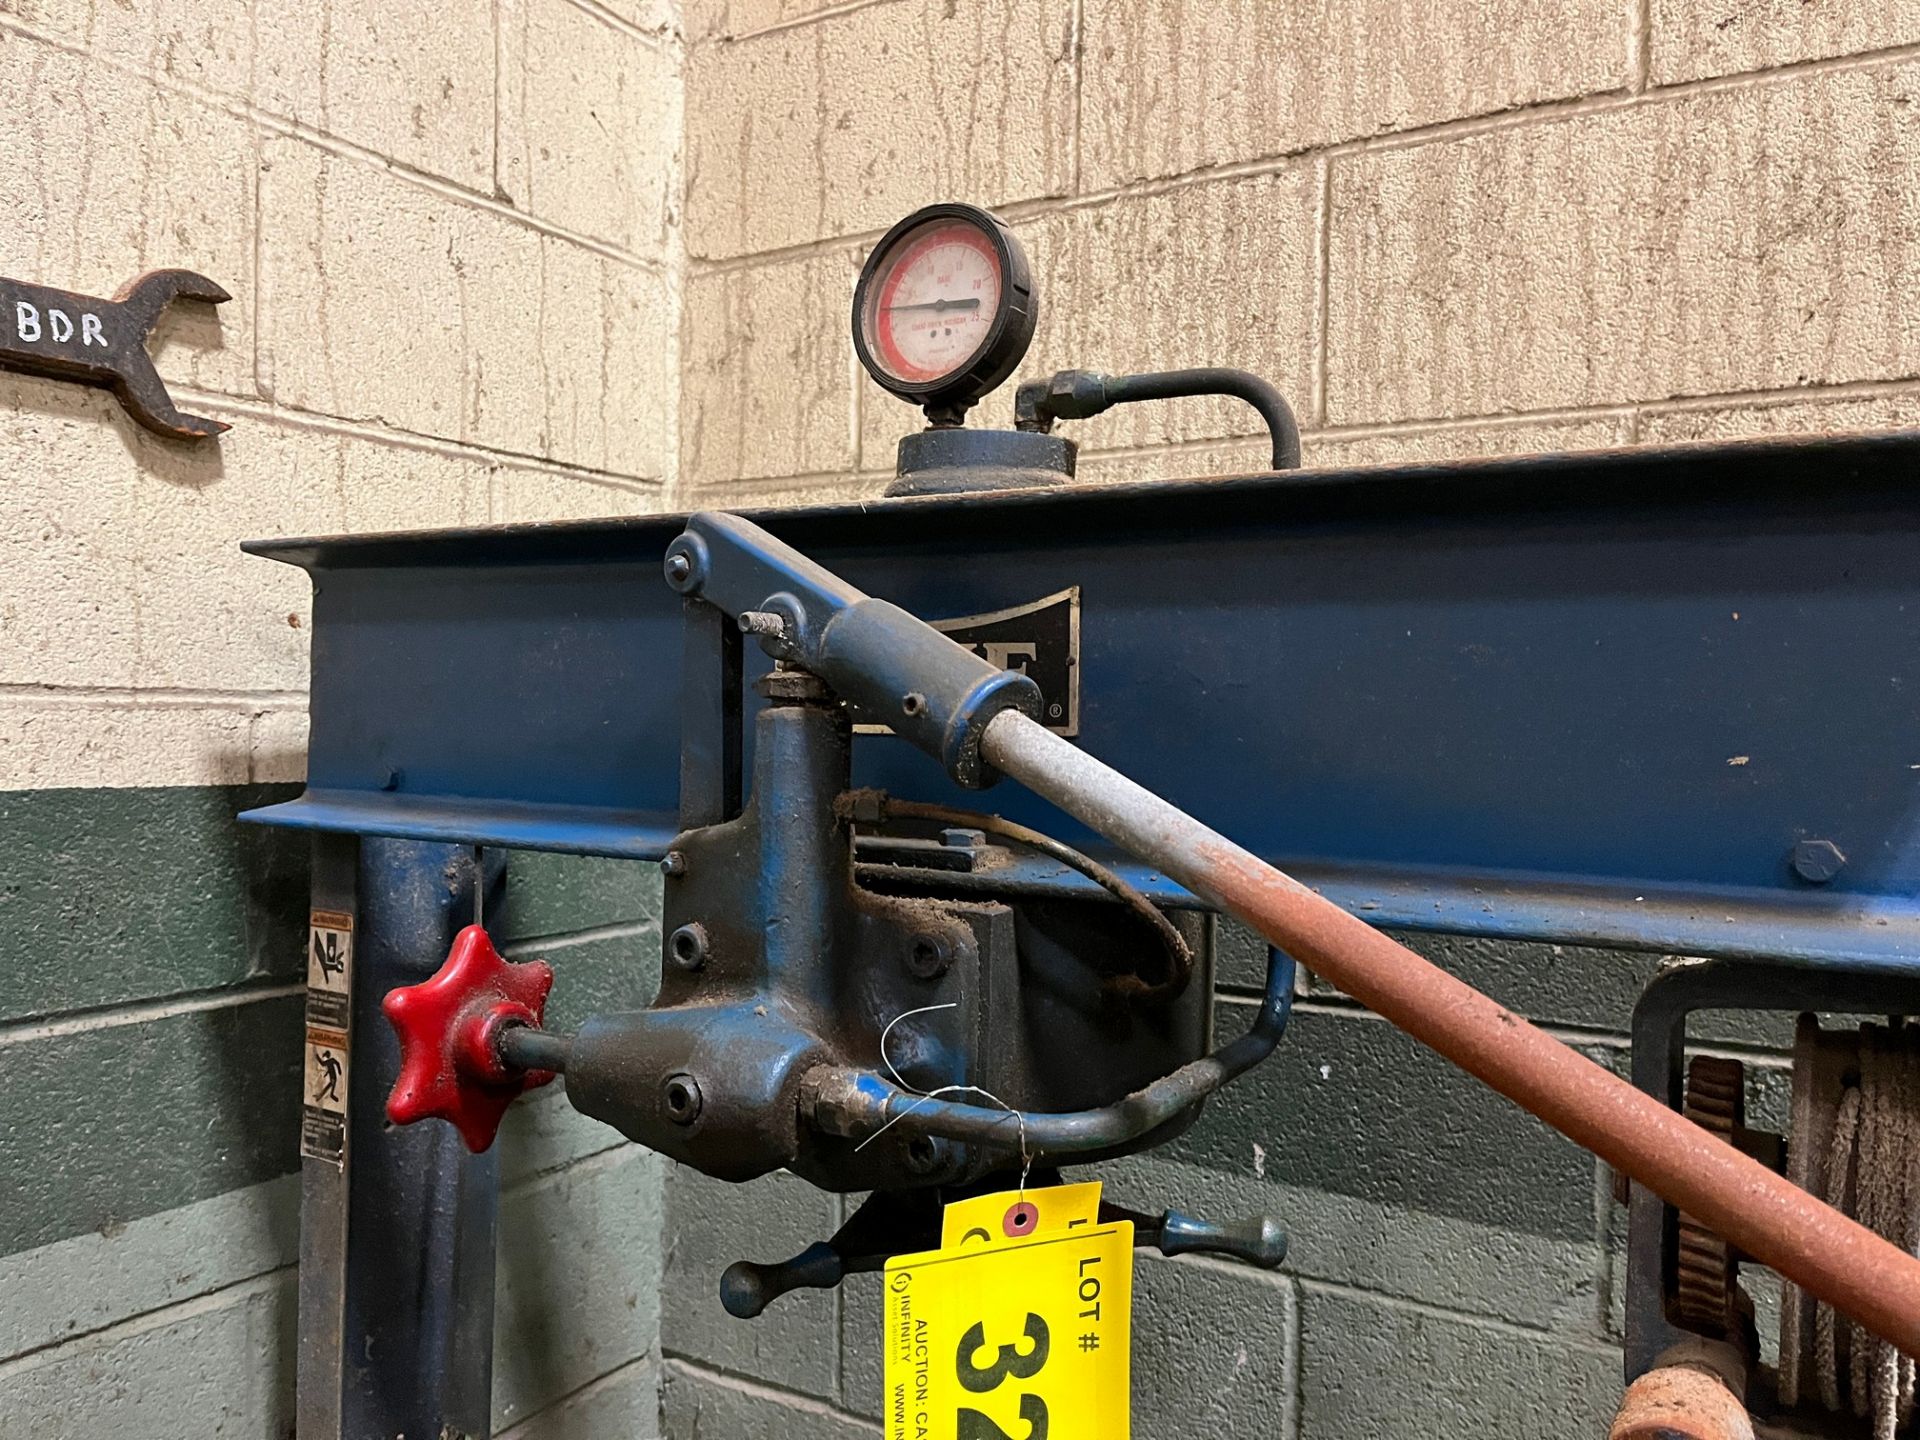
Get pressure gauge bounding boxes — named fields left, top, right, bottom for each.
left=852, top=203, right=1036, bottom=418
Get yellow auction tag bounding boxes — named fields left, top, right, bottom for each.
left=941, top=1181, right=1103, bottom=1249
left=884, top=1204, right=1132, bottom=1440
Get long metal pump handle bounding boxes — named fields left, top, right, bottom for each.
left=667, top=510, right=1920, bottom=1360
left=979, top=708, right=1920, bottom=1361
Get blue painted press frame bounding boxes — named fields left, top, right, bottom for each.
left=247, top=429, right=1920, bottom=973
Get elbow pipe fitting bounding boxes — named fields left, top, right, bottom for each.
left=1014, top=367, right=1303, bottom=471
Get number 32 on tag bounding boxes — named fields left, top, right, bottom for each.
left=883, top=1219, right=1132, bottom=1440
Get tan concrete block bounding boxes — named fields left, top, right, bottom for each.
left=0, top=32, right=256, bottom=399
left=1073, top=413, right=1630, bottom=486
left=1307, top=412, right=1633, bottom=467
left=681, top=249, right=859, bottom=487
left=493, top=469, right=666, bottom=521
left=0, top=0, right=83, bottom=43
left=1327, top=61, right=1920, bottom=426
left=498, top=0, right=681, bottom=253
left=862, top=171, right=1322, bottom=464
left=251, top=707, right=310, bottom=784
left=684, top=0, right=1076, bottom=258
left=1641, top=387, right=1920, bottom=443
left=0, top=701, right=252, bottom=791
left=1072, top=438, right=1272, bottom=488
left=684, top=0, right=848, bottom=42
left=132, top=418, right=491, bottom=692
left=1081, top=0, right=1626, bottom=189
left=687, top=471, right=893, bottom=508
left=76, top=0, right=255, bottom=95
left=260, top=142, right=674, bottom=478
left=0, top=370, right=497, bottom=693
left=254, top=0, right=495, bottom=189
left=1651, top=0, right=1920, bottom=85
left=0, top=377, right=155, bottom=690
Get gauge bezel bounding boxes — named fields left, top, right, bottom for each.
left=852, top=202, right=1036, bottom=414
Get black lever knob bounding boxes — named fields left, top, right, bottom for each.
left=1154, top=1209, right=1288, bottom=1269
left=719, top=1241, right=846, bottom=1319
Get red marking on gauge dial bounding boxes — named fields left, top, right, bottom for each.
left=864, top=219, right=1003, bottom=386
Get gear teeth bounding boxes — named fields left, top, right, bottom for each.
left=1673, top=1054, right=1745, bottom=1335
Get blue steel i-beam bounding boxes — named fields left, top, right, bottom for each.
left=243, top=431, right=1920, bottom=974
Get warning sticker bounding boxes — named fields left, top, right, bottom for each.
left=302, top=910, right=354, bottom=1166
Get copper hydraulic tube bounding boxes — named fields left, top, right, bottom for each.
left=978, top=709, right=1920, bottom=1360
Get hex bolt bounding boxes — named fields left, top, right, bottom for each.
left=660, top=850, right=687, bottom=877
left=906, top=932, right=951, bottom=980
left=901, top=692, right=927, bottom=717
left=664, top=552, right=692, bottom=585
left=941, top=827, right=987, bottom=850
left=668, top=922, right=710, bottom=971
left=1792, top=839, right=1847, bottom=885
left=662, top=1072, right=704, bottom=1125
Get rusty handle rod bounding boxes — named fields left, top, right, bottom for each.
left=979, top=709, right=1920, bottom=1359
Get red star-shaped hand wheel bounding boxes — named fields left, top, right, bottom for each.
left=383, top=924, right=557, bottom=1152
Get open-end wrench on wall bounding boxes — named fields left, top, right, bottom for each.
left=0, top=268, right=231, bottom=440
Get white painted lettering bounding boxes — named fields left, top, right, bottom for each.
left=977, top=639, right=1038, bottom=674
left=81, top=313, right=105, bottom=347
left=14, top=301, right=39, bottom=343
left=48, top=308, right=72, bottom=343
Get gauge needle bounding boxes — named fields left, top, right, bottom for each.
left=884, top=297, right=983, bottom=313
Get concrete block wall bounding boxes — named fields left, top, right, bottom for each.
left=6, top=0, right=1919, bottom=1436
left=657, top=3, right=1920, bottom=1438
left=0, top=0, right=680, bottom=1432
left=677, top=0, right=1920, bottom=510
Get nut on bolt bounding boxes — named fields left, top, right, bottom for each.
left=662, top=1072, right=704, bottom=1125
left=668, top=921, right=710, bottom=971
left=660, top=849, right=687, bottom=877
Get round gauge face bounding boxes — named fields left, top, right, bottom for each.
left=860, top=217, right=1006, bottom=388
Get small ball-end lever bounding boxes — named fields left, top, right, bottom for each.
left=1142, top=1209, right=1289, bottom=1269
left=721, top=1242, right=849, bottom=1319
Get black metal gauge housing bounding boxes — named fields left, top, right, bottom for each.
left=852, top=203, right=1036, bottom=418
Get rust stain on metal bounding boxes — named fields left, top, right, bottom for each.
left=0, top=269, right=231, bottom=440
left=1609, top=1365, right=1754, bottom=1440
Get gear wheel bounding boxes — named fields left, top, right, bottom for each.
left=1673, top=1054, right=1745, bottom=1335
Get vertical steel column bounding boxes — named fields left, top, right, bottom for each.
left=297, top=837, right=502, bottom=1438
left=297, top=832, right=358, bottom=1440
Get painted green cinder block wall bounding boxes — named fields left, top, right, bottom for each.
left=0, top=785, right=670, bottom=1437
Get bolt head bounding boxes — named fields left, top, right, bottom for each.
left=668, top=921, right=710, bottom=970
left=660, top=850, right=687, bottom=877
left=1791, top=839, right=1846, bottom=884
left=662, top=1072, right=703, bottom=1125
left=906, top=932, right=951, bottom=979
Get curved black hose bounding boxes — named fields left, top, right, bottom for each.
left=846, top=789, right=1193, bottom=1002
